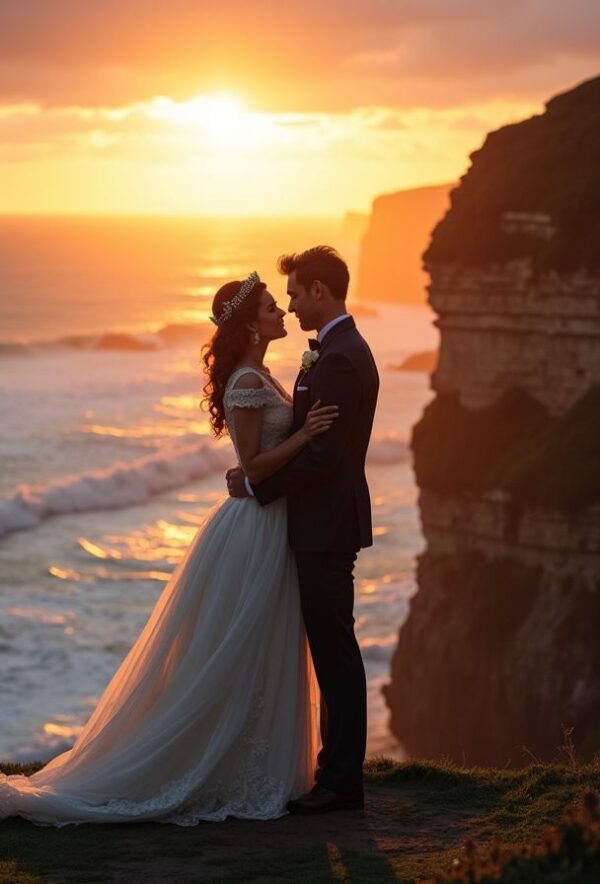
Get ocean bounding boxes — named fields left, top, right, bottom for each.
left=0, top=215, right=438, bottom=763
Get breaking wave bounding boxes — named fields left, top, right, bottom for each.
left=0, top=441, right=232, bottom=539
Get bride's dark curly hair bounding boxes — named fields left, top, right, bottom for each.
left=201, top=278, right=266, bottom=437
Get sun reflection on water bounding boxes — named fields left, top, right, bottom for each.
left=175, top=307, right=214, bottom=324
left=80, top=420, right=210, bottom=438
left=43, top=722, right=83, bottom=738
left=49, top=565, right=84, bottom=581
left=3, top=607, right=70, bottom=625
left=180, top=285, right=215, bottom=298
left=183, top=263, right=245, bottom=280
left=78, top=538, right=122, bottom=560
left=93, top=567, right=171, bottom=582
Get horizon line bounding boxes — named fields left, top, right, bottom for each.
left=0, top=211, right=357, bottom=221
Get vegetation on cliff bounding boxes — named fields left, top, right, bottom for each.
left=436, top=789, right=600, bottom=883
left=1, top=757, right=599, bottom=883
left=411, top=383, right=600, bottom=514
left=424, top=76, right=600, bottom=273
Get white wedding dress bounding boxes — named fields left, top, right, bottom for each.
left=0, top=366, right=319, bottom=827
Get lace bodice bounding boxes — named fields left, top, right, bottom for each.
left=223, top=367, right=293, bottom=462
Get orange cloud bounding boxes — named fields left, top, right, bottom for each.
left=0, top=1, right=597, bottom=216
left=0, top=92, right=545, bottom=214
left=0, top=1, right=598, bottom=110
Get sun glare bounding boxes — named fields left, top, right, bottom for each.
left=148, top=93, right=250, bottom=147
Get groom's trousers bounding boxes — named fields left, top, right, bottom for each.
left=295, top=549, right=366, bottom=795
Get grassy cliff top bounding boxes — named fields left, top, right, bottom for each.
left=424, top=76, right=600, bottom=274
left=1, top=756, right=599, bottom=883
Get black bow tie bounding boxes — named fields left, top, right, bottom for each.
left=308, top=338, right=321, bottom=351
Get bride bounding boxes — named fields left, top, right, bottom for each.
left=0, top=271, right=339, bottom=827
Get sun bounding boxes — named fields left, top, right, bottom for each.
left=148, top=93, right=248, bottom=146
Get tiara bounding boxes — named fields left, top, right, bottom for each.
left=209, top=271, right=261, bottom=326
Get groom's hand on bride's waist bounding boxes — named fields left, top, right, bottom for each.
left=226, top=467, right=250, bottom=498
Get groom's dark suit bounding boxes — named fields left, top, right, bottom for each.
left=251, top=315, right=379, bottom=794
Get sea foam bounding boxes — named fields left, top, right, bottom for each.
left=367, top=432, right=409, bottom=465
left=0, top=322, right=206, bottom=358
left=0, top=441, right=232, bottom=539
left=0, top=430, right=409, bottom=540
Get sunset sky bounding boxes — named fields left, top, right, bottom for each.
left=1, top=0, right=598, bottom=216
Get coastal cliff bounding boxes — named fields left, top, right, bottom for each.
left=384, top=75, right=600, bottom=765
left=356, top=183, right=452, bottom=303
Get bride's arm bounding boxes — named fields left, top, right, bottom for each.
left=231, top=373, right=337, bottom=485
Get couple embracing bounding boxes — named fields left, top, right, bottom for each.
left=0, top=246, right=379, bottom=826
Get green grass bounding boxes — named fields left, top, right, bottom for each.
left=1, top=756, right=599, bottom=883
left=364, top=757, right=600, bottom=845
left=435, top=790, right=600, bottom=883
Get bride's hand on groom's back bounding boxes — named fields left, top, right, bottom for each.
left=226, top=466, right=248, bottom=498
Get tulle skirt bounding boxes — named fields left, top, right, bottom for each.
left=0, top=496, right=319, bottom=826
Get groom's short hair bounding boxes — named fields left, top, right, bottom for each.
left=277, top=246, right=349, bottom=301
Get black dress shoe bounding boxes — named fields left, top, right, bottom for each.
left=286, top=785, right=364, bottom=815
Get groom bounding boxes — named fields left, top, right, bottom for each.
left=227, top=245, right=379, bottom=814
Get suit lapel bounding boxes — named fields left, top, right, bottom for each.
left=318, top=315, right=356, bottom=355
left=293, top=316, right=356, bottom=429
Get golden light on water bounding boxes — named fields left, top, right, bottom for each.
left=181, top=285, right=218, bottom=297
left=43, top=722, right=83, bottom=738
left=154, top=394, right=208, bottom=420
left=182, top=265, right=243, bottom=282
left=50, top=518, right=208, bottom=585
left=4, top=607, right=68, bottom=624
left=49, top=565, right=94, bottom=584
left=80, top=424, right=158, bottom=438
left=78, top=538, right=121, bottom=560
left=154, top=519, right=197, bottom=548
left=174, top=308, right=214, bottom=324
left=177, top=492, right=222, bottom=504
left=80, top=420, right=211, bottom=438
left=94, top=567, right=171, bottom=582
left=49, top=566, right=78, bottom=580
left=373, top=526, right=389, bottom=537
left=100, top=519, right=200, bottom=564
left=81, top=390, right=213, bottom=438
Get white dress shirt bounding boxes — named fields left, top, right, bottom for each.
left=317, top=313, right=351, bottom=343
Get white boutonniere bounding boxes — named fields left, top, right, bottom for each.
left=300, top=350, right=320, bottom=373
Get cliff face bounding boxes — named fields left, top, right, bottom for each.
left=356, top=183, right=452, bottom=303
left=384, top=76, right=600, bottom=766
left=429, top=263, right=600, bottom=416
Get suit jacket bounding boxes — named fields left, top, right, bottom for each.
left=251, top=316, right=380, bottom=552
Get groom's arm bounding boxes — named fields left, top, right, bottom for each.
left=251, top=352, right=360, bottom=506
